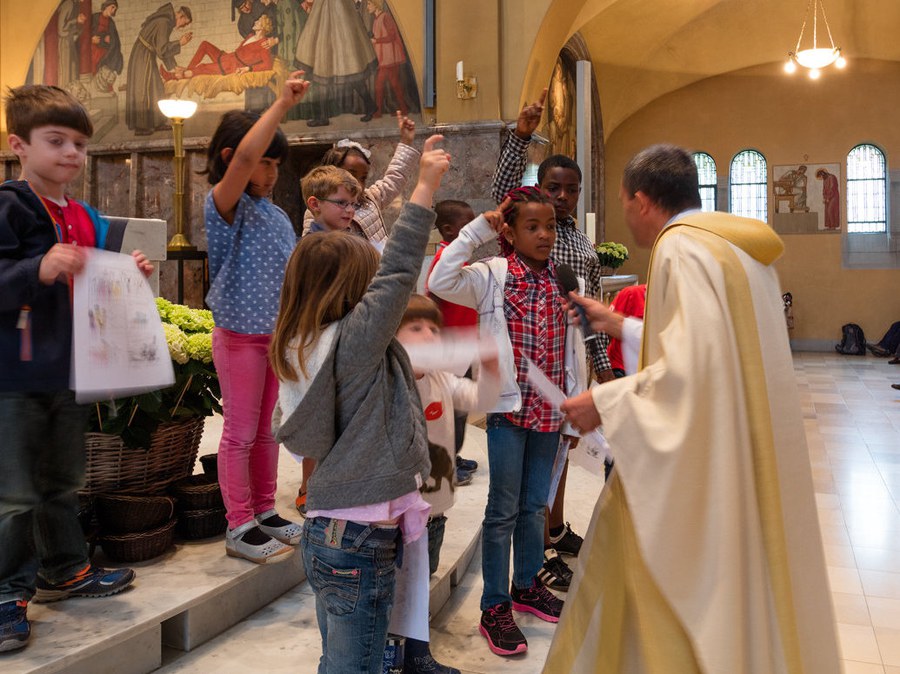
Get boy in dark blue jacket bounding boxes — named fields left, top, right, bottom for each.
left=0, top=85, right=153, bottom=653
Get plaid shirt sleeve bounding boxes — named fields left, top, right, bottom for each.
left=491, top=130, right=531, bottom=203
left=552, top=224, right=613, bottom=377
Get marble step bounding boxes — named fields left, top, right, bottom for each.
left=154, top=426, right=490, bottom=673
left=3, top=417, right=490, bottom=674
left=4, top=416, right=306, bottom=674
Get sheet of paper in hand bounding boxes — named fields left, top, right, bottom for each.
left=401, top=328, right=497, bottom=376
left=72, top=249, right=174, bottom=403
left=523, top=356, right=612, bottom=477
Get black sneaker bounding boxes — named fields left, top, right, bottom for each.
left=549, top=521, right=584, bottom=556
left=0, top=600, right=30, bottom=652
left=537, top=548, right=573, bottom=590
left=34, top=564, right=135, bottom=603
left=456, top=456, right=478, bottom=472
left=511, top=579, right=564, bottom=623
left=479, top=602, right=527, bottom=656
left=405, top=653, right=461, bottom=673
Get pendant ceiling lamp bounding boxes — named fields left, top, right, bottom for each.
left=784, top=0, right=847, bottom=79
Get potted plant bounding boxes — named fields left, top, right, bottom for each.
left=83, top=299, right=221, bottom=495
left=594, top=241, right=629, bottom=276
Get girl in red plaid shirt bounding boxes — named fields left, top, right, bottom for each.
left=428, top=187, right=587, bottom=658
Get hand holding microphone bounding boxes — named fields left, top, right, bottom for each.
left=556, top=263, right=600, bottom=342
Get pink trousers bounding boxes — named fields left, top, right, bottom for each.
left=212, top=328, right=280, bottom=529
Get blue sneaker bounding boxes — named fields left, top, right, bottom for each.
left=0, top=600, right=30, bottom=652
left=456, top=456, right=478, bottom=473
left=34, top=564, right=135, bottom=603
left=455, top=466, right=473, bottom=486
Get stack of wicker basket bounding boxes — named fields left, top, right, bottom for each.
left=81, top=418, right=206, bottom=562
left=170, top=456, right=227, bottom=540
left=95, top=494, right=177, bottom=563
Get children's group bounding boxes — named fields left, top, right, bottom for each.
left=0, top=79, right=614, bottom=672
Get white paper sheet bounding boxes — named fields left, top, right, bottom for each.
left=72, top=248, right=174, bottom=402
left=402, top=329, right=497, bottom=377
left=387, top=533, right=431, bottom=641
left=523, top=357, right=613, bottom=476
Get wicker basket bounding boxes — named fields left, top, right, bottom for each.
left=170, top=474, right=224, bottom=511
left=177, top=508, right=227, bottom=540
left=95, top=494, right=175, bottom=535
left=82, top=418, right=205, bottom=496
left=99, top=517, right=177, bottom=563
left=199, top=453, right=218, bottom=480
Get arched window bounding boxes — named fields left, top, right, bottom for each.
left=729, top=150, right=768, bottom=222
left=846, top=144, right=887, bottom=233
left=693, top=152, right=717, bottom=212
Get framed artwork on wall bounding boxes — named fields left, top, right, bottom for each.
left=772, top=163, right=841, bottom=234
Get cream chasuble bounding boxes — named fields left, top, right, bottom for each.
left=544, top=212, right=840, bottom=674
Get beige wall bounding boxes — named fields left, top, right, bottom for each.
left=604, top=59, right=900, bottom=343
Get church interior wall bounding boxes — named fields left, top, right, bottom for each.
left=603, top=59, right=900, bottom=344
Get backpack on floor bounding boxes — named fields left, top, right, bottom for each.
left=835, top=323, right=866, bottom=355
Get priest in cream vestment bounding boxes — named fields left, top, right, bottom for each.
left=546, top=145, right=840, bottom=674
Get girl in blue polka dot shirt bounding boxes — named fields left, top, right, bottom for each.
left=204, top=71, right=309, bottom=564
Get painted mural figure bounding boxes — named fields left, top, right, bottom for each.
left=816, top=168, right=840, bottom=230
left=233, top=0, right=275, bottom=38
left=163, top=15, right=275, bottom=80
left=774, top=165, right=809, bottom=212
left=295, top=0, right=378, bottom=126
left=58, top=0, right=86, bottom=88
left=125, top=3, right=194, bottom=135
left=91, top=1, right=123, bottom=79
left=367, top=0, right=408, bottom=117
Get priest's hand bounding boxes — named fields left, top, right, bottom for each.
left=560, top=390, right=602, bottom=433
left=565, top=294, right=625, bottom=340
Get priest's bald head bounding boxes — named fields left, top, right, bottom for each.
left=619, top=144, right=701, bottom=247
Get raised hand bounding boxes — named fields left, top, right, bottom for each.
left=410, top=135, right=450, bottom=207
left=418, top=135, right=450, bottom=191
left=397, top=111, right=416, bottom=145
left=483, top=196, right=511, bottom=232
left=515, top=88, right=547, bottom=140
left=281, top=70, right=311, bottom=106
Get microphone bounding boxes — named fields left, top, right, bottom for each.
left=556, top=263, right=599, bottom=342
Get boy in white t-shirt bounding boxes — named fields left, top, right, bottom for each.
left=393, top=294, right=500, bottom=674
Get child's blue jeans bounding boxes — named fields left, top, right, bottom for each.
left=481, top=414, right=559, bottom=610
left=301, top=516, right=401, bottom=673
left=0, top=390, right=91, bottom=603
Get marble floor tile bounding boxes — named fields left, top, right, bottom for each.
left=839, top=623, right=883, bottom=664
left=877, top=627, right=900, bottom=667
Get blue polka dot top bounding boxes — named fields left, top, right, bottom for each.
left=204, top=190, right=297, bottom=334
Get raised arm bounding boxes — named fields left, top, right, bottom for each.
left=211, top=71, right=309, bottom=223
left=338, top=136, right=450, bottom=365
left=365, top=112, right=420, bottom=211
left=490, top=89, right=546, bottom=202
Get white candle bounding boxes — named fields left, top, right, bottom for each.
left=585, top=213, right=596, bottom=245
left=456, top=61, right=464, bottom=81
